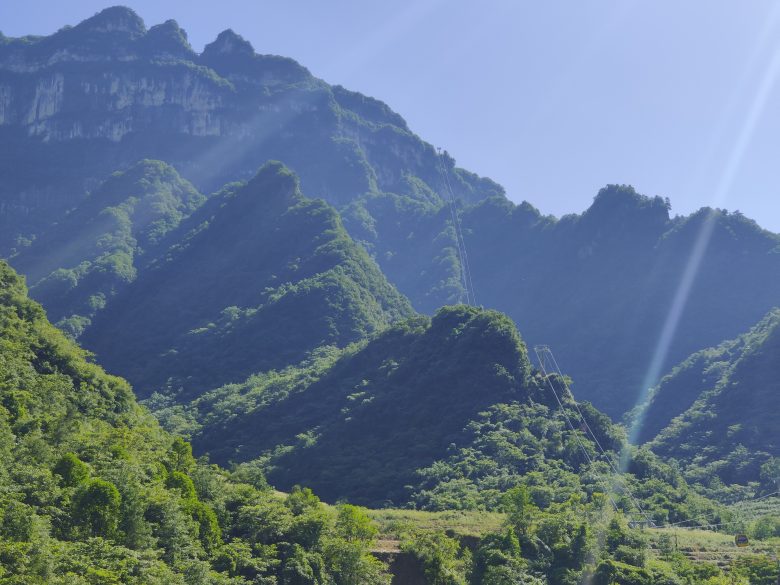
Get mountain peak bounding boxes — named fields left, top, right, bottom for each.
left=202, top=28, right=255, bottom=59
left=142, top=19, right=194, bottom=58
left=76, top=6, right=146, bottom=37
left=582, top=184, right=670, bottom=228
left=242, top=161, right=301, bottom=203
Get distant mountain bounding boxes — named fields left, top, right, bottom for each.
left=3, top=7, right=778, bottom=423
left=80, top=161, right=413, bottom=400
left=0, top=6, right=500, bottom=256
left=11, top=160, right=203, bottom=337
left=453, top=188, right=780, bottom=416
left=346, top=184, right=780, bottom=416
left=647, top=309, right=780, bottom=486
left=0, top=259, right=390, bottom=583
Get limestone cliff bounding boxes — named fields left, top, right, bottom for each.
left=0, top=6, right=502, bottom=253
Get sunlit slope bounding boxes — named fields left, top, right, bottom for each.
left=648, top=309, right=780, bottom=485
left=81, top=161, right=413, bottom=400
left=10, top=160, right=204, bottom=337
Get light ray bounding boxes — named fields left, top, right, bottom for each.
left=624, top=10, right=780, bottom=454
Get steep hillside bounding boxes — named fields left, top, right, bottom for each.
left=81, top=161, right=413, bottom=400
left=648, top=309, right=780, bottom=486
left=0, top=260, right=391, bottom=584
left=350, top=186, right=780, bottom=416
left=185, top=306, right=532, bottom=505
left=152, top=305, right=721, bottom=527
left=11, top=160, right=204, bottom=337
left=0, top=6, right=500, bottom=256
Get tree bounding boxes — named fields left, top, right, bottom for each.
left=400, top=530, right=469, bottom=585
left=503, top=486, right=536, bottom=536
left=72, top=478, right=121, bottom=538
left=53, top=453, right=90, bottom=487
left=334, top=505, right=378, bottom=545
left=170, top=437, right=195, bottom=473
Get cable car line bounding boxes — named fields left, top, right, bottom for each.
left=436, top=147, right=476, bottom=306
left=535, top=345, right=655, bottom=525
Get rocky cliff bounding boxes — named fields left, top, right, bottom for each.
left=0, top=6, right=502, bottom=252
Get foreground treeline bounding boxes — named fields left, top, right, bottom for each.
left=0, top=261, right=389, bottom=583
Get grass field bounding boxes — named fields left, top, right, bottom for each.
left=646, top=527, right=780, bottom=568
left=366, top=508, right=506, bottom=540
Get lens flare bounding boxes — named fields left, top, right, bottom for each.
left=625, top=11, right=780, bottom=454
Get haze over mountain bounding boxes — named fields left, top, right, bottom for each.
left=2, top=6, right=780, bottom=584
left=81, top=161, right=413, bottom=400
left=0, top=5, right=499, bottom=256
left=3, top=7, right=778, bottom=422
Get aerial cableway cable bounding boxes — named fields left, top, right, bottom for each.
left=535, top=345, right=780, bottom=533
left=534, top=345, right=621, bottom=514
left=436, top=148, right=476, bottom=306
left=534, top=345, right=654, bottom=525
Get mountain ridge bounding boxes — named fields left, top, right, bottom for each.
left=80, top=161, right=414, bottom=400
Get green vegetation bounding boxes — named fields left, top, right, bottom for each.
left=648, top=309, right=780, bottom=489
left=2, top=8, right=780, bottom=583
left=156, top=305, right=530, bottom=504
left=366, top=509, right=505, bottom=540
left=0, top=259, right=392, bottom=583
left=152, top=302, right=729, bottom=533
left=12, top=160, right=204, bottom=338
left=80, top=161, right=413, bottom=400
left=379, top=495, right=780, bottom=585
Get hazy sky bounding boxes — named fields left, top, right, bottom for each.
left=3, top=1, right=780, bottom=232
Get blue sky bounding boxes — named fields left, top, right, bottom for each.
left=3, top=1, right=780, bottom=232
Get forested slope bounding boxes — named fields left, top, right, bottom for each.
left=151, top=305, right=723, bottom=527
left=81, top=161, right=413, bottom=400
left=649, top=309, right=780, bottom=487
left=0, top=6, right=500, bottom=256
left=11, top=160, right=204, bottom=337
left=0, top=260, right=390, bottom=584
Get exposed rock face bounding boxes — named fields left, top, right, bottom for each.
left=0, top=6, right=502, bottom=253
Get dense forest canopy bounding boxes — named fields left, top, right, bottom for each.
left=0, top=260, right=392, bottom=583
left=1, top=7, right=779, bottom=584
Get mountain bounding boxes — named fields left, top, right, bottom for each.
left=169, top=306, right=535, bottom=506
left=152, top=305, right=720, bottom=525
left=5, top=8, right=778, bottom=423
left=451, top=187, right=780, bottom=416
left=80, top=161, right=413, bottom=400
left=647, top=309, right=780, bottom=487
left=0, top=262, right=756, bottom=585
left=0, top=259, right=391, bottom=584
left=11, top=159, right=204, bottom=337
left=0, top=6, right=500, bottom=256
